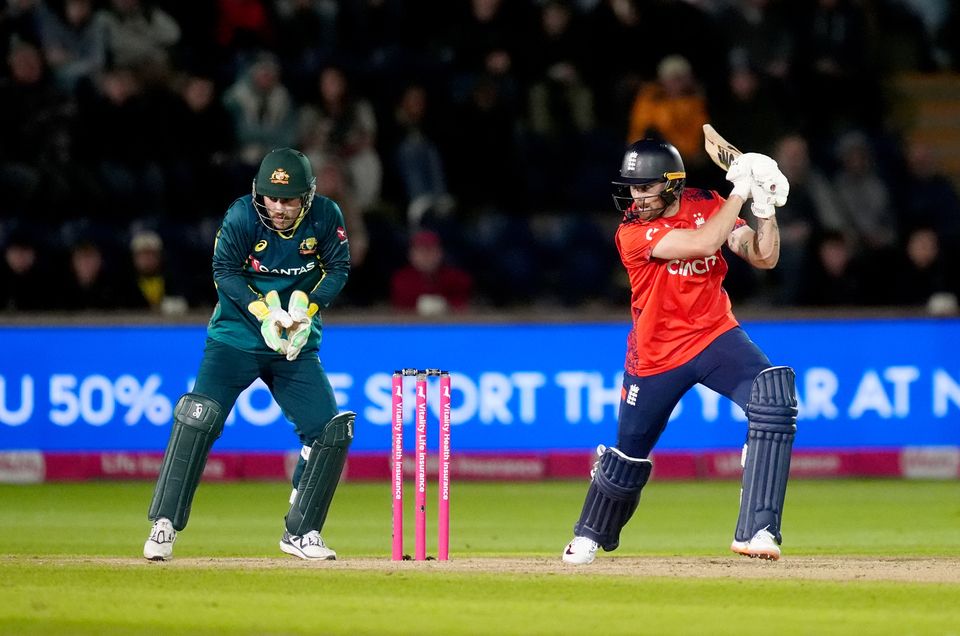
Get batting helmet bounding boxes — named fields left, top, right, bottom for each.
left=612, top=139, right=686, bottom=215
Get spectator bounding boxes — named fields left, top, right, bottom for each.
left=798, top=230, right=865, bottom=306
left=298, top=65, right=382, bottom=211
left=388, top=82, right=452, bottom=223
left=0, top=226, right=50, bottom=310
left=831, top=131, right=899, bottom=301
left=893, top=227, right=957, bottom=315
left=0, top=41, right=74, bottom=218
left=36, top=0, right=107, bottom=91
left=523, top=0, right=597, bottom=208
left=96, top=0, right=180, bottom=71
left=390, top=229, right=473, bottom=315
left=73, top=65, right=167, bottom=221
left=273, top=0, right=338, bottom=93
left=710, top=61, right=792, bottom=160
left=717, top=0, right=795, bottom=82
left=129, top=229, right=188, bottom=314
left=165, top=69, right=236, bottom=221
left=61, top=238, right=144, bottom=310
left=899, top=138, right=960, bottom=252
left=793, top=0, right=881, bottom=139
left=223, top=51, right=298, bottom=167
left=767, top=134, right=846, bottom=303
left=626, top=55, right=708, bottom=172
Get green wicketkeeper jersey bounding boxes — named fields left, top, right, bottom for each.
left=206, top=194, right=350, bottom=354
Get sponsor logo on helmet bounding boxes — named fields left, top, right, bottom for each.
left=270, top=168, right=290, bottom=185
left=626, top=152, right=638, bottom=171
left=336, top=226, right=347, bottom=244
left=667, top=254, right=718, bottom=276
left=254, top=240, right=268, bottom=252
left=298, top=237, right=317, bottom=256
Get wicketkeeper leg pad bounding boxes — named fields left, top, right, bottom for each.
left=285, top=411, right=355, bottom=536
left=148, top=393, right=225, bottom=531
left=573, top=446, right=653, bottom=552
left=735, top=366, right=798, bottom=543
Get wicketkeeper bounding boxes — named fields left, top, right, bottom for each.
left=144, top=148, right=353, bottom=561
left=562, top=139, right=797, bottom=564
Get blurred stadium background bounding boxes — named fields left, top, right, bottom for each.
left=1, top=0, right=959, bottom=484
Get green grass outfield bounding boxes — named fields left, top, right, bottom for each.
left=1, top=479, right=958, bottom=635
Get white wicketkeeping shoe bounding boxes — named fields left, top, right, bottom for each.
left=144, top=518, right=176, bottom=561
left=562, top=536, right=599, bottom=565
left=280, top=530, right=337, bottom=560
left=730, top=527, right=781, bottom=561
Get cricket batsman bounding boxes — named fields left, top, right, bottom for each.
left=143, top=148, right=353, bottom=561
left=562, top=139, right=798, bottom=564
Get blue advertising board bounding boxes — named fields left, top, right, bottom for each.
left=1, top=319, right=958, bottom=452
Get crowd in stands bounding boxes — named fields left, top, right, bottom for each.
left=1, top=0, right=960, bottom=316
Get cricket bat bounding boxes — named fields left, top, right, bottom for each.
left=702, top=124, right=742, bottom=171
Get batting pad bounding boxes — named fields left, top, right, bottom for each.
left=148, top=393, right=224, bottom=531
left=285, top=411, right=355, bottom=536
left=735, top=366, right=798, bottom=543
left=574, top=446, right=652, bottom=551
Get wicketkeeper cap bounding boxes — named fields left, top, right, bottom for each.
left=255, top=148, right=315, bottom=199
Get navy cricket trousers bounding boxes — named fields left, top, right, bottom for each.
left=616, top=327, right=771, bottom=458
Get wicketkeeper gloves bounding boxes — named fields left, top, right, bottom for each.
left=285, top=290, right=318, bottom=361
left=248, top=290, right=293, bottom=354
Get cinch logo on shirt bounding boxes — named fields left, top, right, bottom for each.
left=666, top=254, right=718, bottom=276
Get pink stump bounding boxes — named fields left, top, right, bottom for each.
left=415, top=373, right=428, bottom=560
left=391, top=372, right=404, bottom=561
left=438, top=372, right=452, bottom=560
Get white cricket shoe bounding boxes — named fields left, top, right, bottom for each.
left=280, top=530, right=337, bottom=560
left=562, top=536, right=599, bottom=565
left=730, top=527, right=781, bottom=560
left=144, top=518, right=176, bottom=561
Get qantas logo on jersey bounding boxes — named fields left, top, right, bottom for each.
left=666, top=254, right=718, bottom=276
left=247, top=255, right=317, bottom=275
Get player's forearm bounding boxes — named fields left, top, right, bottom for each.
left=308, top=263, right=349, bottom=309
left=752, top=217, right=780, bottom=267
left=701, top=194, right=746, bottom=252
left=214, top=268, right=260, bottom=306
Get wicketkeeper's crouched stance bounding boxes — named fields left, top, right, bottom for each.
left=144, top=147, right=354, bottom=561
left=562, top=139, right=798, bottom=564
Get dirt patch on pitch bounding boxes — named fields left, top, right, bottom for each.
left=12, top=556, right=960, bottom=583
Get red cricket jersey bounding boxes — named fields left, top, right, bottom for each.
left=615, top=188, right=747, bottom=376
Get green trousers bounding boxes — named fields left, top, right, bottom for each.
left=194, top=337, right=339, bottom=451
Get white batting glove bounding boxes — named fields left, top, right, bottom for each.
left=749, top=166, right=790, bottom=219
left=285, top=290, right=318, bottom=361
left=725, top=153, right=758, bottom=200
left=248, top=290, right=292, bottom=354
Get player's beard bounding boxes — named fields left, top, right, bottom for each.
left=633, top=198, right=667, bottom=221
